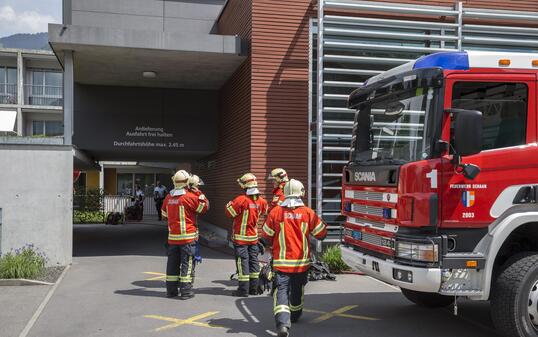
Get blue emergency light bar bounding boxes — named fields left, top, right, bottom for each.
left=413, top=51, right=470, bottom=71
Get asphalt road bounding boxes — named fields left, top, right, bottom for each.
left=26, top=223, right=501, bottom=337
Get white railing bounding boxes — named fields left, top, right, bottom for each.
left=104, top=195, right=158, bottom=216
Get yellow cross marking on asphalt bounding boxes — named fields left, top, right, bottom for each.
left=304, top=305, right=379, bottom=323
left=144, top=312, right=225, bottom=332
left=143, top=272, right=165, bottom=281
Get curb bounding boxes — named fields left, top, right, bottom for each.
left=0, top=279, right=54, bottom=286
left=18, top=264, right=71, bottom=337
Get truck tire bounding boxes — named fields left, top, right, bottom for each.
left=400, top=288, right=454, bottom=308
left=491, top=252, right=538, bottom=337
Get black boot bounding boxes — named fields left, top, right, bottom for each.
left=166, top=292, right=178, bottom=298
left=249, top=279, right=259, bottom=295
left=291, top=310, right=302, bottom=323
left=232, top=289, right=249, bottom=297
left=276, top=325, right=289, bottom=337
left=180, top=290, right=195, bottom=300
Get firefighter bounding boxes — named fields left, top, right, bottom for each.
left=188, top=174, right=208, bottom=264
left=225, top=173, right=268, bottom=297
left=161, top=170, right=209, bottom=299
left=262, top=178, right=327, bottom=337
left=188, top=174, right=209, bottom=209
left=268, top=168, right=289, bottom=209
left=188, top=174, right=203, bottom=193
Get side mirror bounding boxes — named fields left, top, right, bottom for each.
left=449, top=108, right=483, bottom=157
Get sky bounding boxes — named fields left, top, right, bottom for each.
left=0, top=0, right=61, bottom=38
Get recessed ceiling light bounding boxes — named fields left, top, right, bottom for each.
left=142, top=71, right=157, bottom=78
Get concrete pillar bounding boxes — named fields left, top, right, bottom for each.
left=99, top=162, right=104, bottom=190
left=63, top=0, right=72, bottom=25
left=16, top=108, right=22, bottom=136
left=63, top=50, right=74, bottom=145
left=16, top=52, right=23, bottom=136
left=16, top=51, right=23, bottom=106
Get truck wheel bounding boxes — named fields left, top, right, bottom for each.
left=491, top=253, right=538, bottom=337
left=400, top=288, right=454, bottom=307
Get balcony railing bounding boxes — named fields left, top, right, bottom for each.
left=25, top=85, right=63, bottom=107
left=0, top=83, right=17, bottom=104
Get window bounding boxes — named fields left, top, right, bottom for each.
left=452, top=82, right=528, bottom=150
left=135, top=174, right=155, bottom=196
left=32, top=120, right=64, bottom=137
left=117, top=174, right=133, bottom=196
left=0, top=66, right=17, bottom=104
left=28, top=69, right=63, bottom=106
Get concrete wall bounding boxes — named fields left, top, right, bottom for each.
left=70, top=0, right=225, bottom=34
left=0, top=145, right=73, bottom=266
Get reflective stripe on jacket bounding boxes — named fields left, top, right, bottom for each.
left=263, top=205, right=327, bottom=273
left=225, top=194, right=268, bottom=245
left=161, top=189, right=208, bottom=245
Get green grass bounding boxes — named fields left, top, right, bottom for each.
left=321, top=244, right=351, bottom=274
left=0, top=246, right=46, bottom=279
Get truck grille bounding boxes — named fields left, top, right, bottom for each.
left=361, top=232, right=383, bottom=247
left=345, top=190, right=383, bottom=202
left=351, top=203, right=384, bottom=217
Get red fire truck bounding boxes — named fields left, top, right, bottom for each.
left=341, top=51, right=538, bottom=337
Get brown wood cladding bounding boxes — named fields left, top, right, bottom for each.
left=251, top=0, right=314, bottom=201
left=198, top=0, right=252, bottom=228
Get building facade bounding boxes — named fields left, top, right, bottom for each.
left=51, top=0, right=538, bottom=234
left=0, top=48, right=63, bottom=137
left=3, top=0, right=538, bottom=265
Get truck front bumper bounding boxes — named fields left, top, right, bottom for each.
left=341, top=246, right=442, bottom=293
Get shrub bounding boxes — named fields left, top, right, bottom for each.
left=0, top=245, right=46, bottom=279
left=321, top=244, right=350, bottom=274
left=73, top=210, right=107, bottom=224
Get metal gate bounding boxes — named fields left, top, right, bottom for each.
left=310, top=0, right=538, bottom=241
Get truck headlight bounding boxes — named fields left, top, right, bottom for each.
left=396, top=241, right=438, bottom=262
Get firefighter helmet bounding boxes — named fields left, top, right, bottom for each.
left=172, top=170, right=190, bottom=189
left=188, top=174, right=204, bottom=189
left=237, top=173, right=258, bottom=189
left=268, top=168, right=289, bottom=183
left=283, top=179, right=305, bottom=198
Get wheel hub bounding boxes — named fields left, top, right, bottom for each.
left=527, top=280, right=538, bottom=327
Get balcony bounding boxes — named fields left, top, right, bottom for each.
left=25, top=84, right=63, bottom=107
left=0, top=83, right=17, bottom=104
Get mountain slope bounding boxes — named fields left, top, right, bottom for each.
left=0, top=33, right=50, bottom=50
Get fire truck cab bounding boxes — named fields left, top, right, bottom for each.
left=341, top=51, right=538, bottom=337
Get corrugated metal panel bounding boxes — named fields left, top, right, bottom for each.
left=313, top=0, right=538, bottom=242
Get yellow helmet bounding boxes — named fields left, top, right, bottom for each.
left=237, top=173, right=258, bottom=189
left=172, top=170, right=190, bottom=189
left=188, top=174, right=204, bottom=189
left=283, top=179, right=305, bottom=198
left=268, top=168, right=289, bottom=183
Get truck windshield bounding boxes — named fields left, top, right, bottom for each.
left=351, top=86, right=436, bottom=164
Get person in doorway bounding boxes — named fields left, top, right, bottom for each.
left=161, top=170, right=209, bottom=299
left=154, top=180, right=167, bottom=221
left=262, top=178, right=327, bottom=337
left=225, top=173, right=268, bottom=297
left=135, top=185, right=144, bottom=220
left=268, top=168, right=289, bottom=210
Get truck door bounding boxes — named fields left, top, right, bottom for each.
left=440, top=73, right=537, bottom=229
